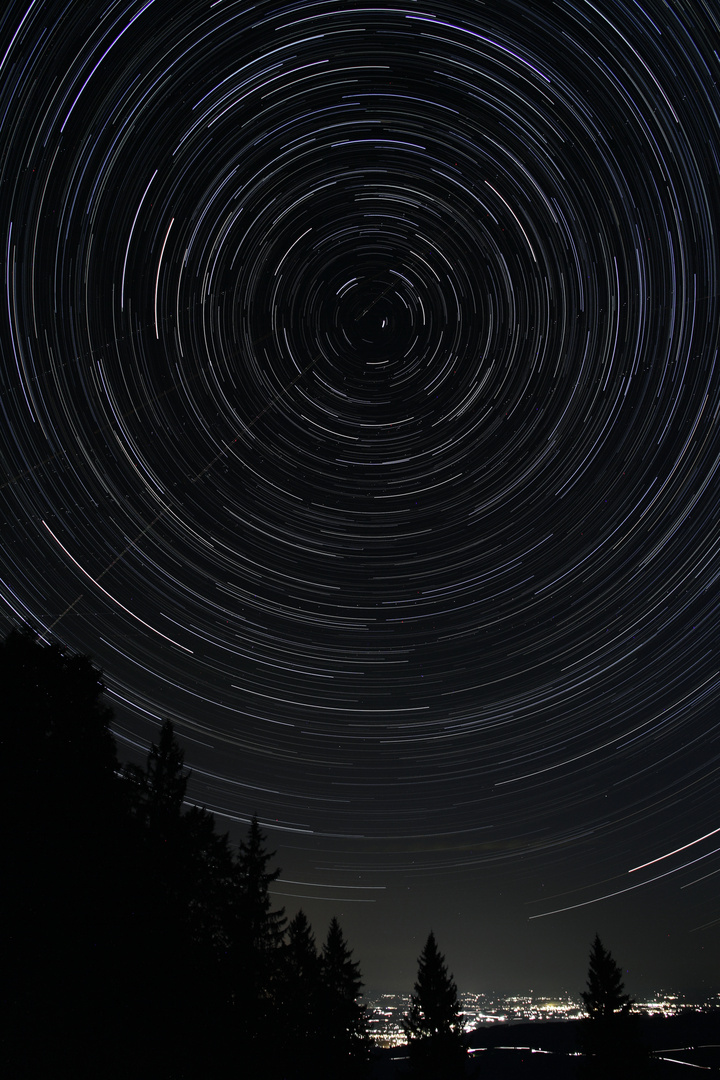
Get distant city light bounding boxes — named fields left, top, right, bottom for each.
left=365, top=990, right=718, bottom=1048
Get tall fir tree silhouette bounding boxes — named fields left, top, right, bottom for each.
left=123, top=721, right=240, bottom=1077
left=403, top=931, right=466, bottom=1079
left=124, top=719, right=192, bottom=938
left=318, top=916, right=370, bottom=1077
left=582, top=933, right=632, bottom=1020
left=280, top=909, right=323, bottom=1077
left=235, top=814, right=286, bottom=952
left=231, top=816, right=286, bottom=1067
left=580, top=935, right=651, bottom=1078
left=144, top=719, right=189, bottom=829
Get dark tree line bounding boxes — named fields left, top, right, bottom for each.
left=0, top=629, right=664, bottom=1079
left=1, top=629, right=368, bottom=1078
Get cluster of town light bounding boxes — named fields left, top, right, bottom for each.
left=366, top=990, right=713, bottom=1048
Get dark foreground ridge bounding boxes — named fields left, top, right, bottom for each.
left=2, top=630, right=718, bottom=1079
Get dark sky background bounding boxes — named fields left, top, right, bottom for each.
left=1, top=0, right=719, bottom=999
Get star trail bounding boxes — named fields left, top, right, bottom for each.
left=1, top=0, right=719, bottom=993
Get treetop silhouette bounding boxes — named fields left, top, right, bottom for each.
left=580, top=934, right=650, bottom=1079
left=582, top=933, right=632, bottom=1020
left=404, top=930, right=466, bottom=1078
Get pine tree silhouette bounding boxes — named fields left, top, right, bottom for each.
left=144, top=719, right=189, bottom=828
left=235, top=814, right=286, bottom=952
left=580, top=935, right=651, bottom=1078
left=318, top=916, right=370, bottom=1076
left=582, top=934, right=632, bottom=1020
left=281, top=910, right=323, bottom=1077
left=230, top=816, right=286, bottom=1068
left=403, top=931, right=466, bottom=1079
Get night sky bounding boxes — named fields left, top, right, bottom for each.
left=1, top=0, right=719, bottom=998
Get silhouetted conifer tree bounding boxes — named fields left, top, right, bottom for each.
left=182, top=802, right=237, bottom=954
left=144, top=719, right=189, bottom=826
left=403, top=931, right=466, bottom=1079
left=129, top=720, right=195, bottom=922
left=582, top=933, right=632, bottom=1020
left=280, top=909, right=323, bottom=1077
left=580, top=935, right=652, bottom=1078
left=124, top=720, right=190, bottom=933
left=230, top=816, right=286, bottom=1068
left=236, top=816, right=285, bottom=946
left=121, top=721, right=235, bottom=1073
left=317, top=916, right=369, bottom=1076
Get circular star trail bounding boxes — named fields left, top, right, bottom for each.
left=1, top=0, right=720, bottom=954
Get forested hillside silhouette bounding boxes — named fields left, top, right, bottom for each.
left=2, top=629, right=717, bottom=1079
left=1, top=629, right=368, bottom=1079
